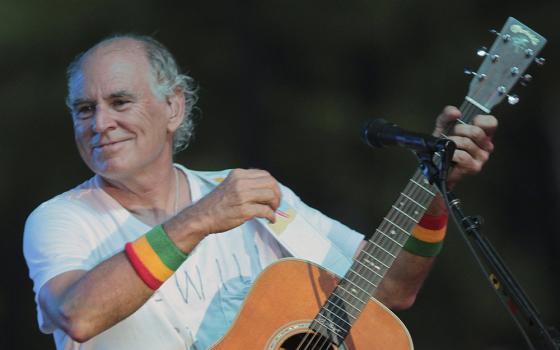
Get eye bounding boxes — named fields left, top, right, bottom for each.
left=112, top=99, right=130, bottom=110
left=75, top=104, right=95, bottom=119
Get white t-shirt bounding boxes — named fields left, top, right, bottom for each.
left=23, top=165, right=364, bottom=349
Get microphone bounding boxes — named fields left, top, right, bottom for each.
left=362, top=118, right=446, bottom=153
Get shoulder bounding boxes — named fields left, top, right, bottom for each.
left=26, top=178, right=99, bottom=224
left=23, top=178, right=103, bottom=247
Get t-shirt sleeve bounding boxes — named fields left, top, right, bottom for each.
left=23, top=199, right=96, bottom=333
left=279, top=184, right=364, bottom=259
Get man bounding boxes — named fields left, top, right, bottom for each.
left=23, top=34, right=497, bottom=349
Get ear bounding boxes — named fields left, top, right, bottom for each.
left=166, top=87, right=186, bottom=133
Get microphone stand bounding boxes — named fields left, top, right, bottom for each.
left=417, top=142, right=560, bottom=350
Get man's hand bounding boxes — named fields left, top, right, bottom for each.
left=192, top=169, right=282, bottom=235
left=433, top=105, right=498, bottom=188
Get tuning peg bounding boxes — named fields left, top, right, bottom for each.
left=476, top=46, right=499, bottom=62
left=489, top=29, right=511, bottom=42
left=525, top=48, right=534, bottom=57
left=510, top=67, right=520, bottom=76
left=520, top=74, right=533, bottom=87
left=464, top=68, right=486, bottom=80
left=535, top=57, right=546, bottom=66
left=497, top=86, right=519, bottom=105
left=507, top=95, right=520, bottom=105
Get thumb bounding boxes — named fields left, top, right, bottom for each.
left=433, top=105, right=461, bottom=137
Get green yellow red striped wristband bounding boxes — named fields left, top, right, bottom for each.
left=404, top=212, right=448, bottom=257
left=125, top=225, right=188, bottom=290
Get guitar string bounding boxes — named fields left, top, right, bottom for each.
left=295, top=99, right=479, bottom=350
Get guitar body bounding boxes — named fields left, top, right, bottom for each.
left=210, top=259, right=413, bottom=350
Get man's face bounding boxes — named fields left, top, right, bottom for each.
left=69, top=40, right=177, bottom=181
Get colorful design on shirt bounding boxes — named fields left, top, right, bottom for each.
left=213, top=177, right=225, bottom=183
left=268, top=201, right=296, bottom=235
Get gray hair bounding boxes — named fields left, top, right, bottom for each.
left=66, top=34, right=199, bottom=154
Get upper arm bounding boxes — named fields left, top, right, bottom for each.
left=23, top=201, right=95, bottom=333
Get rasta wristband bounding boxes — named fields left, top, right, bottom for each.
left=403, top=212, right=448, bottom=257
left=125, top=225, right=188, bottom=290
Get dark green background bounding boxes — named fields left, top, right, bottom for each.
left=3, top=1, right=559, bottom=349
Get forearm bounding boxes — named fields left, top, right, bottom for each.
left=373, top=251, right=435, bottom=310
left=48, top=253, right=153, bottom=342
left=372, top=194, right=447, bottom=310
left=43, top=207, right=208, bottom=342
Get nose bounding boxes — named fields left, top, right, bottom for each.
left=92, top=105, right=117, bottom=133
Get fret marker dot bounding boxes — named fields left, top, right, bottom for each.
left=424, top=179, right=429, bottom=184
left=399, top=202, right=404, bottom=207
left=414, top=210, right=419, bottom=215
left=390, top=229, right=396, bottom=235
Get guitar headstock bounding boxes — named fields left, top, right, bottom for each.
left=466, top=17, right=547, bottom=112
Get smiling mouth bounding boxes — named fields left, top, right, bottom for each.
left=93, top=139, right=129, bottom=150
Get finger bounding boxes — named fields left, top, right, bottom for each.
left=238, top=188, right=281, bottom=211
left=232, top=176, right=280, bottom=198
left=452, top=124, right=494, bottom=152
left=450, top=149, right=483, bottom=175
left=472, top=114, right=498, bottom=137
left=230, top=168, right=274, bottom=180
left=447, top=135, right=491, bottom=162
left=248, top=203, right=277, bottom=223
left=433, top=105, right=461, bottom=137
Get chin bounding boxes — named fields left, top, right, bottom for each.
left=90, top=157, right=134, bottom=179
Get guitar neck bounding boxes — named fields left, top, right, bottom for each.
left=310, top=100, right=486, bottom=344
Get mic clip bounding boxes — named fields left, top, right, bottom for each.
left=416, top=138, right=456, bottom=185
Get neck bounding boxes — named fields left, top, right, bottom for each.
left=98, top=159, right=189, bottom=226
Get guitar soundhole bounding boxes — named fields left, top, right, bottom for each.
left=279, top=331, right=337, bottom=350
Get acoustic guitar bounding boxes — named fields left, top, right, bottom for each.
left=210, top=17, right=546, bottom=350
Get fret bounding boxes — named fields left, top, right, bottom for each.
left=370, top=229, right=404, bottom=252
left=317, top=296, right=361, bottom=334
left=360, top=255, right=386, bottom=272
left=359, top=249, right=390, bottom=269
left=375, top=228, right=403, bottom=247
left=336, top=284, right=369, bottom=305
left=326, top=296, right=361, bottom=315
left=368, top=240, right=396, bottom=259
left=391, top=205, right=419, bottom=223
left=376, top=225, right=409, bottom=245
left=319, top=307, right=353, bottom=328
left=352, top=258, right=385, bottom=279
left=382, top=217, right=410, bottom=236
left=344, top=267, right=381, bottom=291
left=328, top=292, right=364, bottom=320
left=364, top=244, right=397, bottom=268
left=410, top=178, right=436, bottom=196
left=399, top=192, right=427, bottom=210
left=340, top=272, right=377, bottom=296
left=404, top=179, right=434, bottom=207
left=386, top=210, right=417, bottom=232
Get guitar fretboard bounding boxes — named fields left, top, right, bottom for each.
left=310, top=101, right=485, bottom=345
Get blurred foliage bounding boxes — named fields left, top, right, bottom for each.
left=2, top=0, right=559, bottom=349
